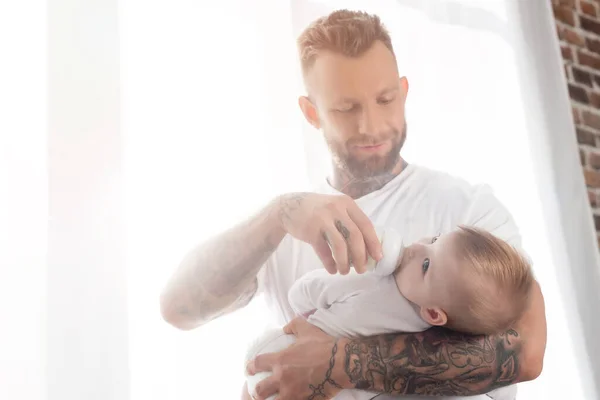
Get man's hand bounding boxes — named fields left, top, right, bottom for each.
left=246, top=317, right=346, bottom=400
left=278, top=193, right=382, bottom=274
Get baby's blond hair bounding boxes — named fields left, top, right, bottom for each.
left=444, top=226, right=534, bottom=335
left=296, top=9, right=395, bottom=79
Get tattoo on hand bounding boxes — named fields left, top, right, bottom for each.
left=335, top=219, right=351, bottom=240
left=343, top=327, right=521, bottom=396
left=279, top=193, right=307, bottom=224
left=309, top=340, right=343, bottom=399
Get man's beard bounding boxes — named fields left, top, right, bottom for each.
left=326, top=123, right=406, bottom=179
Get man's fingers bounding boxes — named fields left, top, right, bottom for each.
left=322, top=224, right=349, bottom=274
left=339, top=214, right=367, bottom=273
left=284, top=316, right=326, bottom=338
left=246, top=352, right=279, bottom=375
left=283, top=316, right=309, bottom=335
left=347, top=205, right=382, bottom=261
left=253, top=373, right=280, bottom=400
left=312, top=238, right=337, bottom=274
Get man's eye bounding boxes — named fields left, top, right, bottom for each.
left=423, top=258, right=430, bottom=273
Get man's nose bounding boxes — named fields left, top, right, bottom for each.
left=358, top=105, right=386, bottom=136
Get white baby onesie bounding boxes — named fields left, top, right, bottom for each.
left=245, top=268, right=430, bottom=400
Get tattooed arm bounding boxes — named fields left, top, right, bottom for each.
left=333, top=280, right=546, bottom=396
left=159, top=197, right=286, bottom=331
left=160, top=191, right=383, bottom=331
left=246, top=281, right=545, bottom=399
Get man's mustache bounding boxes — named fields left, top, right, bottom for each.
left=347, top=132, right=399, bottom=146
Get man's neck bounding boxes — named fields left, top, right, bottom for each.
left=329, top=159, right=408, bottom=199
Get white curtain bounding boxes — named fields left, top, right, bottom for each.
left=0, top=1, right=47, bottom=400
left=3, top=0, right=600, bottom=399
left=120, top=1, right=308, bottom=399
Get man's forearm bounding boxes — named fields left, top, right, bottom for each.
left=334, top=327, right=523, bottom=396
left=321, top=282, right=546, bottom=397
left=160, top=197, right=286, bottom=330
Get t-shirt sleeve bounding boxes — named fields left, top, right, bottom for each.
left=255, top=234, right=291, bottom=296
left=460, top=184, right=523, bottom=250
left=255, top=255, right=271, bottom=296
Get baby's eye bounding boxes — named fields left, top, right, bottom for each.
left=431, top=236, right=439, bottom=244
left=422, top=258, right=430, bottom=273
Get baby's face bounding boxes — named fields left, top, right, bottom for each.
left=394, top=231, right=461, bottom=309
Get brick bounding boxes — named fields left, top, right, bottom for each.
left=591, top=90, right=600, bottom=106
left=590, top=91, right=600, bottom=107
left=578, top=50, right=600, bottom=70
left=580, top=0, right=598, bottom=17
left=577, top=127, right=597, bottom=144
left=590, top=151, right=600, bottom=168
left=573, top=66, right=593, bottom=85
left=584, top=169, right=600, bottom=187
left=581, top=16, right=600, bottom=34
left=595, top=214, right=600, bottom=230
left=557, top=0, right=576, bottom=6
left=590, top=190, right=598, bottom=206
left=587, top=37, right=600, bottom=54
left=564, top=26, right=586, bottom=46
left=569, top=83, right=589, bottom=103
left=574, top=106, right=582, bottom=123
left=558, top=24, right=566, bottom=43
left=583, top=110, right=600, bottom=129
left=582, top=149, right=589, bottom=165
left=562, top=45, right=574, bottom=61
left=554, top=4, right=577, bottom=25
left=557, top=24, right=564, bottom=40
left=593, top=73, right=600, bottom=87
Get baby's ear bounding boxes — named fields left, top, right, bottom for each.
left=420, top=307, right=448, bottom=326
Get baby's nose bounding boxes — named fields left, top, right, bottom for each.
left=404, top=243, right=421, bottom=261
left=415, top=237, right=430, bottom=246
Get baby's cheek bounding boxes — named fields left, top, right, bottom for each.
left=398, top=266, right=425, bottom=302
left=397, top=275, right=416, bottom=299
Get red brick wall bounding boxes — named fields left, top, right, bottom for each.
left=552, top=0, right=600, bottom=246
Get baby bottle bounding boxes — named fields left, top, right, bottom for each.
left=362, top=226, right=406, bottom=276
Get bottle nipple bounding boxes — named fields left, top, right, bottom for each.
left=363, top=227, right=405, bottom=276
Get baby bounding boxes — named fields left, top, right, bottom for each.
left=245, top=225, right=534, bottom=400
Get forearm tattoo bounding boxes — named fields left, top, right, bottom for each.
left=343, top=327, right=521, bottom=396
left=173, top=201, right=284, bottom=322
left=309, top=340, right=343, bottom=400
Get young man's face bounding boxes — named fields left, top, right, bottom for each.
left=299, top=41, right=409, bottom=179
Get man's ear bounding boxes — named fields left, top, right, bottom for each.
left=420, top=306, right=448, bottom=326
left=298, top=96, right=321, bottom=130
left=399, top=76, right=409, bottom=100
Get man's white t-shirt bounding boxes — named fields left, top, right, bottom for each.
left=256, top=163, right=525, bottom=400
